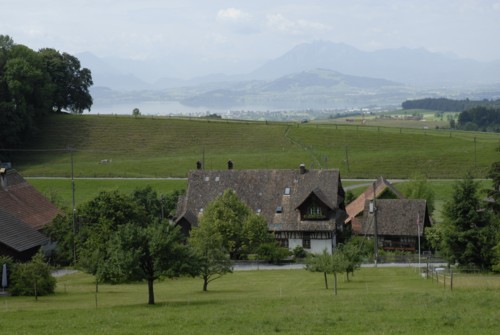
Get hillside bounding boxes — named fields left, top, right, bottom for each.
left=181, top=69, right=409, bottom=109
left=8, top=114, right=499, bottom=179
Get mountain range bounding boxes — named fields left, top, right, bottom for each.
left=78, top=41, right=500, bottom=111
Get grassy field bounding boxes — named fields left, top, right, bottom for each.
left=6, top=113, right=499, bottom=179
left=1, top=267, right=498, bottom=334
left=26, top=178, right=187, bottom=209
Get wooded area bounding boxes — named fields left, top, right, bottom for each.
left=0, top=35, right=93, bottom=150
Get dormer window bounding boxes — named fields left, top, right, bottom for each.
left=301, top=198, right=328, bottom=220
left=276, top=206, right=283, bottom=213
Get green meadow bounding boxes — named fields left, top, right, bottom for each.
left=1, top=268, right=499, bottom=334
left=8, top=114, right=499, bottom=179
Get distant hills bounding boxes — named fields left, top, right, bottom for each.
left=79, top=41, right=500, bottom=111
left=181, top=69, right=407, bottom=109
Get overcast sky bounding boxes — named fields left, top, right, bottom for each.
left=2, top=0, right=500, bottom=65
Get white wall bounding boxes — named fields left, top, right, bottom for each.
left=310, top=239, right=332, bottom=254
left=288, top=238, right=302, bottom=250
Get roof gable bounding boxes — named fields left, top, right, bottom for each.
left=345, top=176, right=405, bottom=224
left=0, top=169, right=61, bottom=230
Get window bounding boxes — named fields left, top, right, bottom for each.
left=276, top=238, right=289, bottom=248
left=276, top=206, right=283, bottom=213
left=215, top=176, right=220, bottom=182
left=204, top=176, right=210, bottom=182
left=284, top=187, right=291, bottom=195
left=302, top=233, right=311, bottom=249
left=303, top=202, right=325, bottom=220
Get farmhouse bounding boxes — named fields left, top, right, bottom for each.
left=359, top=199, right=431, bottom=251
left=344, top=176, right=405, bottom=233
left=0, top=165, right=59, bottom=261
left=175, top=163, right=348, bottom=253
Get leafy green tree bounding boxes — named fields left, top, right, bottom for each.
left=73, top=187, right=194, bottom=305
left=189, top=218, right=232, bottom=291
left=203, top=189, right=272, bottom=259
left=404, top=172, right=435, bottom=214
left=110, top=221, right=196, bottom=304
left=440, top=173, right=498, bottom=270
left=339, top=238, right=365, bottom=281
left=132, top=108, right=141, bottom=117
left=306, top=249, right=333, bottom=289
left=486, top=161, right=500, bottom=214
left=305, top=249, right=348, bottom=295
left=10, top=251, right=56, bottom=298
left=39, top=48, right=93, bottom=113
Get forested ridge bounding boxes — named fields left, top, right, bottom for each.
left=402, top=97, right=500, bottom=112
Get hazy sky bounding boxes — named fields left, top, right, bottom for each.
left=2, top=0, right=500, bottom=64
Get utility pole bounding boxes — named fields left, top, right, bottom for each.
left=70, top=147, right=76, bottom=264
left=372, top=182, right=378, bottom=267
left=344, top=145, right=350, bottom=172
left=474, top=136, right=477, bottom=168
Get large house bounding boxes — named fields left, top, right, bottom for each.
left=175, top=163, right=348, bottom=254
left=0, top=165, right=59, bottom=261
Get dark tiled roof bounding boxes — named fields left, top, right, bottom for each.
left=0, top=208, right=48, bottom=252
left=360, top=199, right=428, bottom=237
left=0, top=169, right=60, bottom=230
left=346, top=176, right=405, bottom=228
left=175, top=168, right=344, bottom=232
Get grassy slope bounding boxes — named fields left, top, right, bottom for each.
left=1, top=268, right=498, bottom=334
left=9, top=114, right=499, bottom=179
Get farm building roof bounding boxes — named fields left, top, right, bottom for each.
left=360, top=199, right=429, bottom=237
left=175, top=167, right=346, bottom=232
left=0, top=208, right=49, bottom=252
left=345, top=176, right=405, bottom=233
left=0, top=169, right=61, bottom=230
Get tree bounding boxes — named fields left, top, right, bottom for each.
left=189, top=218, right=232, bottom=291
left=340, top=238, right=365, bottom=281
left=0, top=36, right=93, bottom=149
left=110, top=221, right=195, bottom=304
left=10, top=251, right=56, bottom=298
left=404, top=172, right=435, bottom=214
left=132, top=108, right=141, bottom=118
left=486, top=161, right=500, bottom=214
left=306, top=249, right=333, bottom=290
left=305, top=249, right=348, bottom=295
left=74, top=187, right=195, bottom=305
left=439, top=173, right=498, bottom=270
left=203, top=189, right=272, bottom=260
left=39, top=48, right=93, bottom=113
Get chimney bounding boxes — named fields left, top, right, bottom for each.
left=299, top=163, right=307, bottom=174
left=196, top=161, right=202, bottom=170
left=227, top=160, right=233, bottom=170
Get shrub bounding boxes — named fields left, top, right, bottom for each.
left=292, top=245, right=307, bottom=260
left=10, top=251, right=56, bottom=297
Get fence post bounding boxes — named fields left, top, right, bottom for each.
left=443, top=273, right=446, bottom=288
